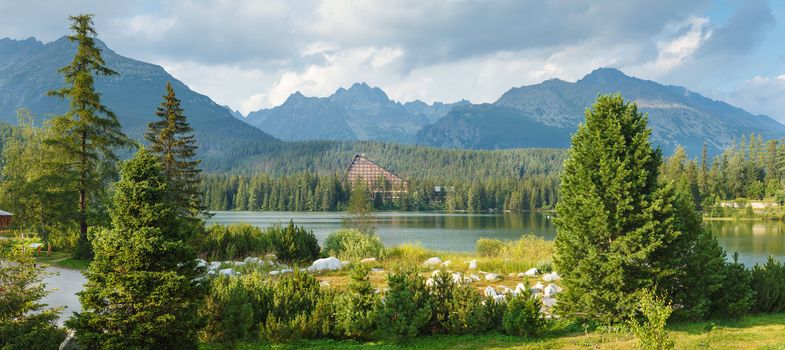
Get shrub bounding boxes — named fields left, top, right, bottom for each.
left=427, top=270, right=456, bottom=334
left=323, top=229, right=386, bottom=261
left=711, top=253, right=754, bottom=319
left=265, top=221, right=320, bottom=263
left=198, top=223, right=270, bottom=260
left=444, top=284, right=502, bottom=334
left=502, top=290, right=545, bottom=337
left=376, top=267, right=432, bottom=341
left=240, top=272, right=274, bottom=328
left=199, top=276, right=255, bottom=348
left=629, top=290, right=674, bottom=350
left=476, top=238, right=505, bottom=257
left=751, top=256, right=785, bottom=313
left=261, top=269, right=330, bottom=342
left=387, top=243, right=430, bottom=262
left=334, top=266, right=379, bottom=339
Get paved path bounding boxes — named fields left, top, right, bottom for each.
left=41, top=266, right=86, bottom=325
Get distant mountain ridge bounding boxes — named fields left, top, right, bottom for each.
left=242, top=68, right=785, bottom=156
left=0, top=36, right=279, bottom=170
left=246, top=82, right=470, bottom=143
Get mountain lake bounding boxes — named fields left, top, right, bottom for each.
left=209, top=211, right=785, bottom=267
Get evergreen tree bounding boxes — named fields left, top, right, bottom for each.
left=343, top=180, right=376, bottom=234
left=0, top=111, right=76, bottom=251
left=48, top=14, right=131, bottom=259
left=553, top=94, right=721, bottom=323
left=145, top=82, right=205, bottom=218
left=0, top=236, right=66, bottom=348
left=67, top=149, right=205, bottom=348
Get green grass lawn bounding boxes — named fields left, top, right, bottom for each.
left=35, top=250, right=90, bottom=270
left=200, top=313, right=785, bottom=350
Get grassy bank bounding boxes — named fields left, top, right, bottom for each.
left=199, top=312, right=785, bottom=349
left=35, top=251, right=90, bottom=270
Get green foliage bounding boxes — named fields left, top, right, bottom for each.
left=145, top=82, right=205, bottom=218
left=196, top=222, right=318, bottom=262
left=197, top=223, right=270, bottom=260
left=443, top=284, right=502, bottom=334
left=67, top=148, right=205, bottom=349
left=711, top=253, right=755, bottom=319
left=47, top=14, right=132, bottom=258
left=265, top=221, right=320, bottom=263
left=376, top=267, right=432, bottom=341
left=334, top=266, right=379, bottom=339
left=476, top=235, right=553, bottom=263
left=0, top=236, right=66, bottom=350
left=344, top=180, right=376, bottom=234
left=554, top=94, right=728, bottom=324
left=261, top=269, right=332, bottom=342
left=750, top=257, right=785, bottom=313
left=323, top=229, right=385, bottom=261
left=502, top=290, right=545, bottom=337
left=199, top=276, right=254, bottom=349
left=629, top=289, right=675, bottom=350
left=0, top=111, right=77, bottom=250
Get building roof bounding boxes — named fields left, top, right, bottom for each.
left=344, top=154, right=407, bottom=185
left=0, top=210, right=11, bottom=216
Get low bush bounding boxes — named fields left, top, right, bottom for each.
left=751, top=256, right=785, bottom=313
left=444, top=284, right=502, bottom=334
left=427, top=270, right=456, bottom=334
left=711, top=253, right=754, bottom=319
left=265, top=221, right=320, bottom=263
left=376, top=267, right=432, bottom=341
left=197, top=222, right=319, bottom=263
left=199, top=276, right=255, bottom=349
left=197, top=223, right=269, bottom=260
left=386, top=243, right=430, bottom=262
left=261, top=269, right=331, bottom=342
left=323, top=229, right=386, bottom=261
left=502, top=290, right=544, bottom=337
left=334, top=266, right=379, bottom=339
left=629, top=289, right=674, bottom=350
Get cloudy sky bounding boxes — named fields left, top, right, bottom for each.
left=1, top=0, right=784, bottom=121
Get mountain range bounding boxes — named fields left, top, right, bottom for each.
left=1, top=35, right=783, bottom=166
left=0, top=36, right=278, bottom=170
left=245, top=68, right=785, bottom=155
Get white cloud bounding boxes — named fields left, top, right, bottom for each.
left=727, top=74, right=785, bottom=122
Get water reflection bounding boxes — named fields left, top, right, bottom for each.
left=209, top=212, right=785, bottom=267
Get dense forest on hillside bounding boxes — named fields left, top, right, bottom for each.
left=204, top=144, right=565, bottom=211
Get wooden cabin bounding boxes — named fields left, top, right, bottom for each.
left=0, top=210, right=12, bottom=229
left=344, top=154, right=408, bottom=199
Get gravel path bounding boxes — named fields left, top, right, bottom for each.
left=41, top=266, right=86, bottom=325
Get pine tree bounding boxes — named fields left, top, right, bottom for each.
left=343, top=180, right=376, bottom=234
left=67, top=149, right=205, bottom=348
left=145, top=82, right=205, bottom=218
left=48, top=14, right=131, bottom=259
left=553, top=94, right=724, bottom=323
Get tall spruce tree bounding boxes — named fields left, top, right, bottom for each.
left=67, top=149, right=205, bottom=348
left=145, top=82, right=205, bottom=218
left=48, top=14, right=131, bottom=259
left=554, top=94, right=726, bottom=323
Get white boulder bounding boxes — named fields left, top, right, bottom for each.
left=441, top=260, right=452, bottom=268
left=485, top=273, right=500, bottom=282
left=218, top=268, right=235, bottom=276
left=195, top=259, right=208, bottom=268
left=319, top=280, right=331, bottom=287
left=543, top=283, right=562, bottom=297
left=234, top=261, right=246, bottom=267
left=484, top=286, right=498, bottom=297
left=532, top=281, right=545, bottom=291
left=514, top=283, right=528, bottom=296
left=269, top=270, right=280, bottom=276
left=542, top=272, right=561, bottom=282
left=451, top=272, right=464, bottom=284
left=280, top=268, right=294, bottom=274
left=370, top=268, right=384, bottom=273
left=493, top=294, right=507, bottom=303
left=469, top=274, right=481, bottom=282
left=524, top=268, right=539, bottom=277
left=467, top=259, right=478, bottom=270
left=423, top=257, right=443, bottom=267
left=541, top=296, right=557, bottom=308
left=360, top=257, right=377, bottom=264
left=426, top=278, right=435, bottom=287
left=307, top=257, right=343, bottom=272
left=209, top=261, right=221, bottom=270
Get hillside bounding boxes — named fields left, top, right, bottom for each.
left=0, top=36, right=279, bottom=170
left=419, top=68, right=785, bottom=155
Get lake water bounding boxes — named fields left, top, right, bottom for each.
left=209, top=211, right=785, bottom=267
